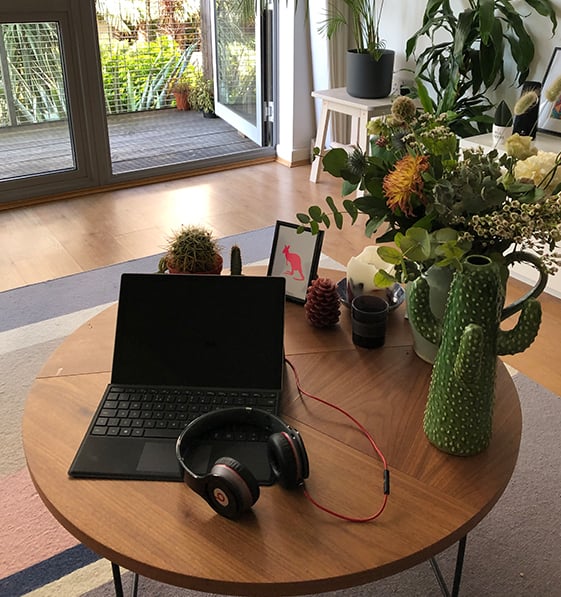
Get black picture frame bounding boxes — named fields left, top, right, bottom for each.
left=538, top=46, right=561, bottom=136
left=267, top=221, right=324, bottom=303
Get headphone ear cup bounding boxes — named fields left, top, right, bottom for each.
left=206, top=456, right=260, bottom=519
left=268, top=431, right=307, bottom=489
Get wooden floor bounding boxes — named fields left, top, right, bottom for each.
left=1, top=161, right=560, bottom=396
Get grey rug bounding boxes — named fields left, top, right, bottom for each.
left=1, top=231, right=560, bottom=596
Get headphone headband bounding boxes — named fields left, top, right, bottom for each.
left=175, top=407, right=309, bottom=519
left=176, top=406, right=290, bottom=453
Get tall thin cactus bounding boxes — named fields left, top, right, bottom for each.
left=230, top=245, right=242, bottom=275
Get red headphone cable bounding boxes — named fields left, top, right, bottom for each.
left=284, top=357, right=390, bottom=523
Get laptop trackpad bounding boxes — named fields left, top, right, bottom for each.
left=137, top=441, right=182, bottom=475
left=185, top=441, right=274, bottom=485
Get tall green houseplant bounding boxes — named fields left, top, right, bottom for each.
left=406, top=0, right=557, bottom=137
left=318, top=0, right=386, bottom=59
left=318, top=0, right=393, bottom=98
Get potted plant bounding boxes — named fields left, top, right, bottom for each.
left=158, top=225, right=223, bottom=274
left=170, top=75, right=191, bottom=111
left=189, top=68, right=216, bottom=117
left=406, top=0, right=557, bottom=137
left=318, top=0, right=393, bottom=98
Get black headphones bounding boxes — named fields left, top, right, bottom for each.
left=176, top=407, right=309, bottom=519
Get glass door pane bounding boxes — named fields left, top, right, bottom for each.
left=213, top=0, right=264, bottom=145
left=0, top=21, right=75, bottom=181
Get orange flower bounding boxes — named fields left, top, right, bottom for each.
left=383, top=154, right=430, bottom=216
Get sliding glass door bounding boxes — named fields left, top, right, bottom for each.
left=212, top=0, right=273, bottom=145
left=0, top=1, right=274, bottom=206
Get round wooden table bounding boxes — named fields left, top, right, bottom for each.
left=22, top=268, right=522, bottom=596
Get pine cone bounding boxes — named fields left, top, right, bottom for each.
left=304, top=277, right=341, bottom=328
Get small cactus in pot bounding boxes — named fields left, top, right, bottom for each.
left=158, top=225, right=223, bottom=274
left=230, top=245, right=243, bottom=275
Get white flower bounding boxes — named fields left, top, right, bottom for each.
left=514, top=151, right=561, bottom=192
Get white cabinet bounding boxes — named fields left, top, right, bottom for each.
left=460, top=133, right=561, bottom=298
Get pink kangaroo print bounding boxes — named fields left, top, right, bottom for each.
left=282, top=245, right=305, bottom=281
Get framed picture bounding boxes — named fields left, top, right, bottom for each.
left=267, top=221, right=324, bottom=303
left=538, top=47, right=561, bottom=135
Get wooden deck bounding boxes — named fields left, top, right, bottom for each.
left=0, top=108, right=262, bottom=181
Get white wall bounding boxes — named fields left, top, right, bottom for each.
left=277, top=0, right=561, bottom=163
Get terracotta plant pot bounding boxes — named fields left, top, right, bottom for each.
left=173, top=92, right=190, bottom=111
left=166, top=254, right=223, bottom=275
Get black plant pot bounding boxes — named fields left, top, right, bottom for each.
left=346, top=49, right=395, bottom=99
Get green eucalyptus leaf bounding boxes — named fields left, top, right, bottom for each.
left=364, top=216, right=387, bottom=237
left=339, top=180, right=358, bottom=196
left=308, top=205, right=324, bottom=222
left=398, top=228, right=432, bottom=262
left=374, top=269, right=397, bottom=288
left=377, top=246, right=402, bottom=265
left=433, top=227, right=459, bottom=242
left=322, top=147, right=350, bottom=177
left=332, top=211, right=342, bottom=229
left=342, top=199, right=359, bottom=223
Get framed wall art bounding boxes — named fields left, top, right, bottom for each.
left=267, top=220, right=324, bottom=303
left=538, top=46, right=561, bottom=135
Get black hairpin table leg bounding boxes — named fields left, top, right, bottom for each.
left=111, top=563, right=124, bottom=597
left=429, top=535, right=468, bottom=597
left=111, top=563, right=139, bottom=597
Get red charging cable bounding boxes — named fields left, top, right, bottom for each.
left=284, top=357, right=390, bottom=522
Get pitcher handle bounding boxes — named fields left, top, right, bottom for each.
left=501, top=251, right=548, bottom=320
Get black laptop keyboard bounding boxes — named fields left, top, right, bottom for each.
left=89, top=385, right=278, bottom=440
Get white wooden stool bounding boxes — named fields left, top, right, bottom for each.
left=310, top=88, right=393, bottom=182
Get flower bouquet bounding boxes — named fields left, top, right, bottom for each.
left=297, top=96, right=561, bottom=286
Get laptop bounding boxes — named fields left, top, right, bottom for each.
left=68, top=272, right=286, bottom=483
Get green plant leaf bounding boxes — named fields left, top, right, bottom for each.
left=308, top=205, right=324, bottom=222
left=397, top=228, right=432, bottom=262
left=433, top=227, right=459, bottom=242
left=415, top=77, right=435, bottom=113
left=342, top=199, right=359, bottom=223
left=479, top=0, right=494, bottom=44
left=374, top=270, right=396, bottom=288
left=322, top=147, right=350, bottom=177
left=377, top=246, right=402, bottom=265
left=365, top=215, right=387, bottom=237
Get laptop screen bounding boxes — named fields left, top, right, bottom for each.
left=111, top=273, right=286, bottom=390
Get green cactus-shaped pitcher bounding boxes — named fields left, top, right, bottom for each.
left=409, top=254, right=542, bottom=455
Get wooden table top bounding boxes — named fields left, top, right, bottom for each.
left=22, top=268, right=522, bottom=596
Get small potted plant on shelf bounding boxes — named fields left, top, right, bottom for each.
left=189, top=68, right=216, bottom=118
left=170, top=75, right=191, bottom=111
left=158, top=225, right=223, bottom=274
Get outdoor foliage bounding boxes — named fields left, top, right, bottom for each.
left=99, top=36, right=195, bottom=113
left=0, top=2, right=201, bottom=126
left=0, top=22, right=67, bottom=126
